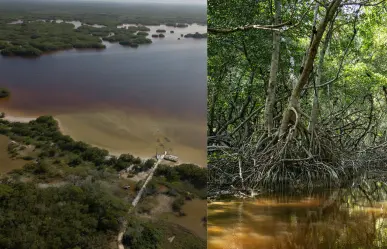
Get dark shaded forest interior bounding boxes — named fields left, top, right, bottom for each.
left=208, top=0, right=387, bottom=196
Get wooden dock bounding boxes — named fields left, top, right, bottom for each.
left=164, top=154, right=178, bottom=162
left=155, top=150, right=178, bottom=162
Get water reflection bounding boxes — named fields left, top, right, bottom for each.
left=8, top=20, right=23, bottom=24
left=208, top=181, right=387, bottom=249
left=53, top=20, right=83, bottom=29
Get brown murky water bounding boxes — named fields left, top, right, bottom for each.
left=208, top=184, right=387, bottom=249
left=55, top=110, right=206, bottom=163
left=159, top=199, right=207, bottom=240
left=0, top=23, right=206, bottom=166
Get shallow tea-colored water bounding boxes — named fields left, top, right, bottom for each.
left=160, top=199, right=207, bottom=240
left=55, top=110, right=205, bottom=164
left=208, top=185, right=387, bottom=249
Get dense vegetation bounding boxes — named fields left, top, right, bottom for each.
left=0, top=20, right=155, bottom=56
left=184, top=32, right=207, bottom=39
left=0, top=21, right=106, bottom=56
left=0, top=182, right=128, bottom=249
left=103, top=29, right=152, bottom=45
left=123, top=218, right=205, bottom=249
left=0, top=115, right=206, bottom=248
left=208, top=0, right=387, bottom=193
left=0, top=1, right=206, bottom=27
left=0, top=1, right=206, bottom=57
left=156, top=164, right=207, bottom=192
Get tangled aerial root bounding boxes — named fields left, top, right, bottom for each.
left=208, top=128, right=387, bottom=196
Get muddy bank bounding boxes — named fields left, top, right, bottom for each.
left=1, top=115, right=35, bottom=123
left=0, top=135, right=27, bottom=173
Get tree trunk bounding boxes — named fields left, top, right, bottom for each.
left=264, top=0, right=281, bottom=135
left=309, top=13, right=335, bottom=135
left=279, top=0, right=342, bottom=138
left=308, top=3, right=321, bottom=138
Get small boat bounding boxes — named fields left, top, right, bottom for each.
left=164, top=154, right=178, bottom=162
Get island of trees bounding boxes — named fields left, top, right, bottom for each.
left=0, top=88, right=10, bottom=98
left=176, top=23, right=189, bottom=28
left=101, top=27, right=152, bottom=45
left=184, top=32, right=207, bottom=39
left=0, top=20, right=157, bottom=57
left=0, top=21, right=106, bottom=57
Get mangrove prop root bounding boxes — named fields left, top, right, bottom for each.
left=208, top=127, right=387, bottom=196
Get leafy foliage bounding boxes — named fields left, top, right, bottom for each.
left=208, top=0, right=387, bottom=191
left=0, top=182, right=128, bottom=249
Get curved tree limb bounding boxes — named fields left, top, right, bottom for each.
left=208, top=0, right=315, bottom=34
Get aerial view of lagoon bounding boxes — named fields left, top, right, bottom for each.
left=0, top=21, right=207, bottom=166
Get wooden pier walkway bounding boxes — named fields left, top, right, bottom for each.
left=117, top=151, right=167, bottom=249
left=131, top=151, right=166, bottom=207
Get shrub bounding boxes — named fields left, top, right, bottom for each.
left=22, top=156, right=34, bottom=161
left=175, top=164, right=207, bottom=189
left=166, top=189, right=178, bottom=197
left=68, top=155, right=82, bottom=167
left=123, top=219, right=162, bottom=249
left=0, top=182, right=128, bottom=249
left=142, top=159, right=155, bottom=171
left=172, top=196, right=185, bottom=213
left=0, top=88, right=10, bottom=98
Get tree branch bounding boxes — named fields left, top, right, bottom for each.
left=208, top=21, right=291, bottom=34
left=341, top=0, right=386, bottom=6
left=209, top=0, right=315, bottom=34
left=306, top=5, right=359, bottom=89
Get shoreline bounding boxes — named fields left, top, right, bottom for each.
left=1, top=114, right=36, bottom=123
left=0, top=113, right=204, bottom=167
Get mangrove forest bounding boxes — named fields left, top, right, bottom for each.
left=208, top=0, right=387, bottom=194
left=0, top=1, right=206, bottom=57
